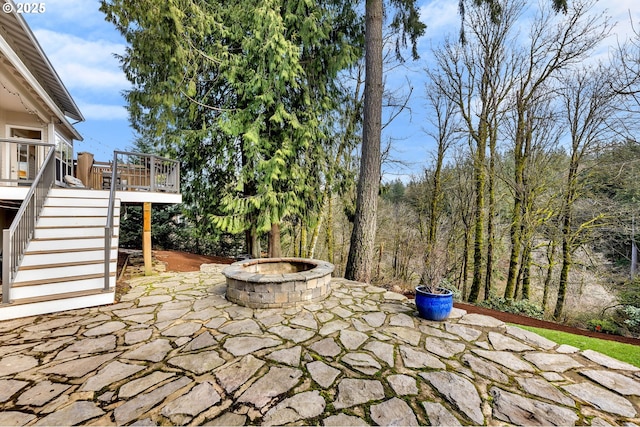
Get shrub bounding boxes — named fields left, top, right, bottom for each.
left=623, top=306, right=640, bottom=330
left=586, top=318, right=621, bottom=335
left=478, top=296, right=544, bottom=319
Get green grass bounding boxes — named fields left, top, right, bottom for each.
left=514, top=325, right=640, bottom=369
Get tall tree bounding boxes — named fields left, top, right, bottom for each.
left=345, top=0, right=424, bottom=283
left=419, top=76, right=460, bottom=286
left=101, top=0, right=362, bottom=258
left=432, top=0, right=518, bottom=302
left=554, top=64, right=620, bottom=319
left=503, top=0, right=611, bottom=299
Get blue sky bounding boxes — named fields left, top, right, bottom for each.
left=22, top=0, right=638, bottom=177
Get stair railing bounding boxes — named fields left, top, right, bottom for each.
left=104, top=151, right=118, bottom=292
left=2, top=144, right=56, bottom=304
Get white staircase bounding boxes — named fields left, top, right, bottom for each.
left=0, top=188, right=120, bottom=320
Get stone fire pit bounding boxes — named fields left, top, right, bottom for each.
left=222, top=257, right=334, bottom=308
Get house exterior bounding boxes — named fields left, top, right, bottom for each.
left=0, top=2, right=181, bottom=320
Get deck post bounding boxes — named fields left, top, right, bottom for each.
left=143, top=202, right=152, bottom=276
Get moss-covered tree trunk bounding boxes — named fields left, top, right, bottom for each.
left=542, top=240, right=556, bottom=311
left=484, top=125, right=497, bottom=301
left=520, top=243, right=532, bottom=300
left=468, top=142, right=486, bottom=302
left=505, top=108, right=526, bottom=299
left=554, top=159, right=578, bottom=320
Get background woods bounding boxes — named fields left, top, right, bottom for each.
left=105, top=0, right=640, bottom=335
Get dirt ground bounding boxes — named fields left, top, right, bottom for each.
left=153, top=250, right=235, bottom=270
left=122, top=250, right=640, bottom=347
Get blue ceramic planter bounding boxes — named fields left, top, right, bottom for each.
left=415, top=285, right=453, bottom=321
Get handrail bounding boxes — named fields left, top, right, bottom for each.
left=104, top=151, right=118, bottom=292
left=2, top=144, right=56, bottom=304
left=0, top=137, right=53, bottom=146
left=85, top=151, right=180, bottom=193
left=114, top=150, right=177, bottom=164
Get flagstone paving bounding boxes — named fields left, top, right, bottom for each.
left=1, top=265, right=640, bottom=426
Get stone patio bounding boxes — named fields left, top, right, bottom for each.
left=0, top=264, right=639, bottom=426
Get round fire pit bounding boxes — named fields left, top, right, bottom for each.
left=223, top=257, right=334, bottom=309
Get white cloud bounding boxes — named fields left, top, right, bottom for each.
left=32, top=29, right=128, bottom=92
left=419, top=0, right=460, bottom=41
left=77, top=102, right=128, bottom=121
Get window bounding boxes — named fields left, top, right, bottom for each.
left=9, top=128, right=42, bottom=181
left=55, top=134, right=73, bottom=183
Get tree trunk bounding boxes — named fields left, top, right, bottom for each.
left=246, top=226, right=260, bottom=258
left=521, top=243, right=532, bottom=300
left=326, top=196, right=335, bottom=264
left=555, top=234, right=571, bottom=320
left=542, top=240, right=556, bottom=312
left=268, top=222, right=281, bottom=258
left=505, top=140, right=525, bottom=298
left=484, top=129, right=497, bottom=301
left=294, top=227, right=300, bottom=257
left=468, top=141, right=486, bottom=302
left=554, top=162, right=577, bottom=320
left=514, top=258, right=522, bottom=300
left=300, top=225, right=308, bottom=258
left=632, top=242, right=638, bottom=279
left=376, top=242, right=383, bottom=280
left=461, top=228, right=471, bottom=300
left=308, top=211, right=322, bottom=259
left=345, top=0, right=383, bottom=283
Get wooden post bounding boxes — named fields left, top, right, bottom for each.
left=143, top=202, right=152, bottom=276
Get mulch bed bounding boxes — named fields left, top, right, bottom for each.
left=456, top=302, right=640, bottom=346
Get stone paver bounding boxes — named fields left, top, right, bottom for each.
left=80, top=361, right=145, bottom=392
left=267, top=345, right=301, bottom=366
left=421, top=371, right=484, bottom=425
left=370, top=397, right=419, bottom=426
left=387, top=374, right=418, bottom=395
left=16, top=380, right=70, bottom=406
left=262, top=390, right=325, bottom=426
left=237, top=366, right=302, bottom=409
left=490, top=387, right=579, bottom=426
left=33, top=401, right=104, bottom=426
left=0, top=268, right=639, bottom=425
left=333, top=378, right=385, bottom=409
left=307, top=360, right=341, bottom=388
left=0, top=355, right=38, bottom=376
left=161, top=381, right=221, bottom=423
left=563, top=382, right=638, bottom=418
left=422, top=401, right=462, bottom=426
left=167, top=350, right=225, bottom=374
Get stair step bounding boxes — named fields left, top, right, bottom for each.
left=44, top=197, right=110, bottom=208
left=0, top=187, right=125, bottom=321
left=34, top=226, right=119, bottom=240
left=25, top=246, right=117, bottom=256
left=13, top=263, right=117, bottom=286
left=28, top=237, right=117, bottom=252
left=37, top=216, right=120, bottom=227
left=48, top=188, right=111, bottom=199
left=0, top=288, right=116, bottom=321
left=12, top=272, right=117, bottom=288
left=40, top=206, right=120, bottom=217
left=9, top=276, right=116, bottom=300
left=7, top=287, right=115, bottom=305
left=20, top=250, right=117, bottom=269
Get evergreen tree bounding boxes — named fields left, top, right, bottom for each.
left=101, top=0, right=362, bottom=257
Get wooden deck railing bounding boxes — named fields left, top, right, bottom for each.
left=87, top=151, right=180, bottom=193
